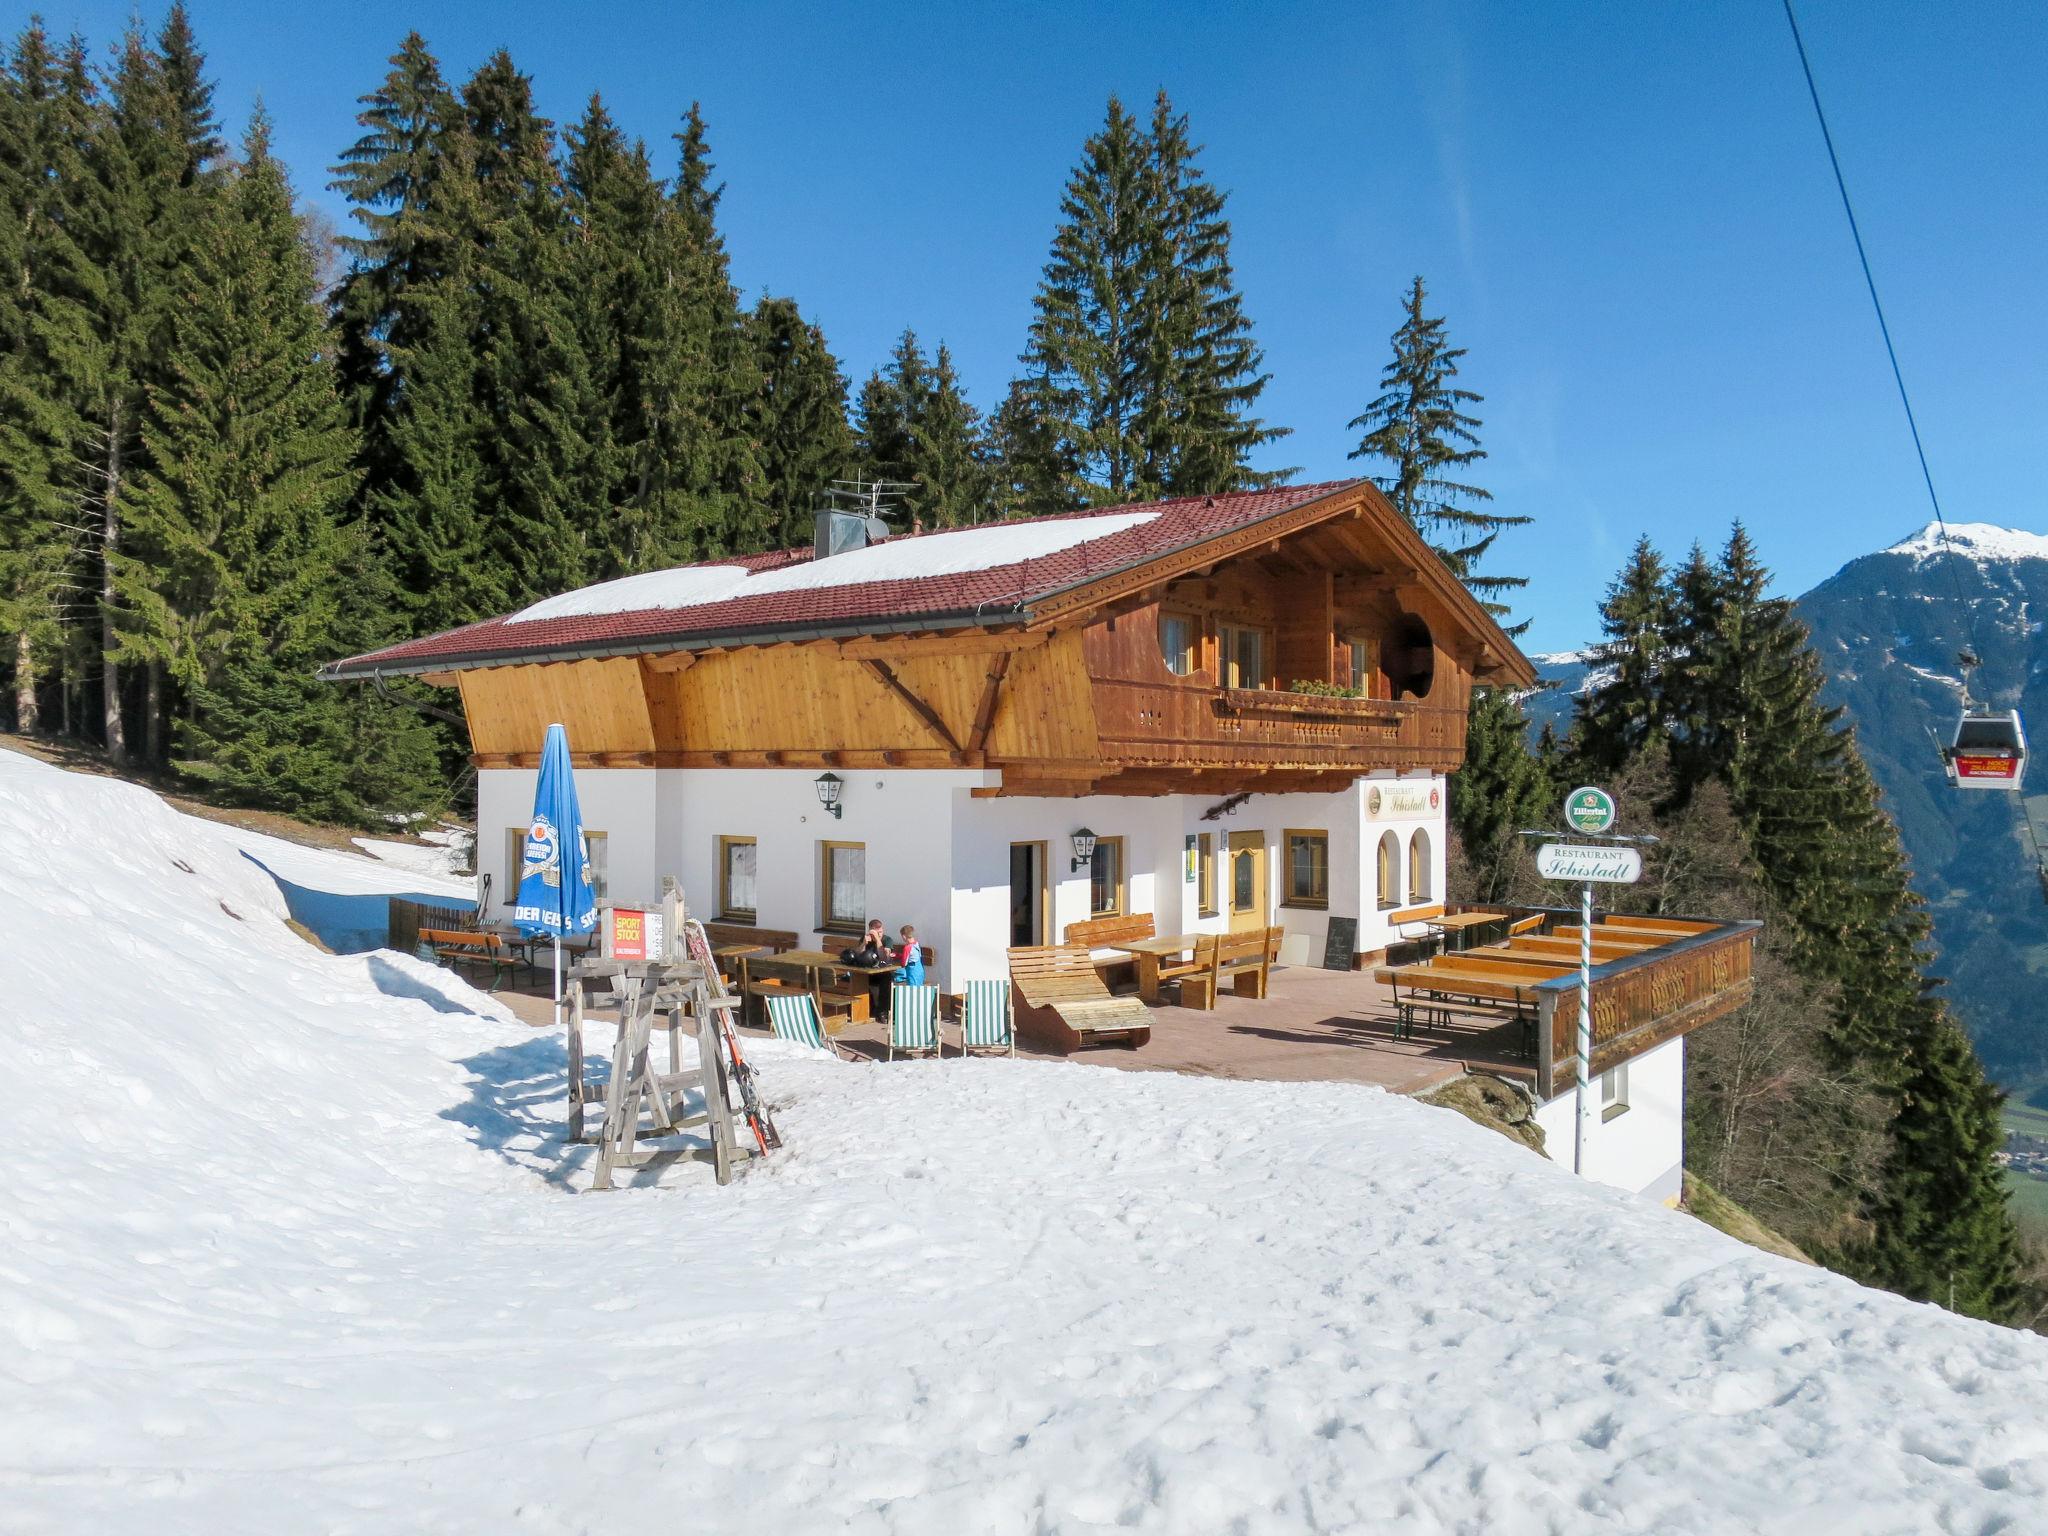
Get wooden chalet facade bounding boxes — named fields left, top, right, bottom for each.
left=326, top=477, right=1534, bottom=985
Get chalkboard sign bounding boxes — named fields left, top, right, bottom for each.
left=1322, top=915, right=1359, bottom=971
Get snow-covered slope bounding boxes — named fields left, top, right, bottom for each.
left=3, top=748, right=2045, bottom=1533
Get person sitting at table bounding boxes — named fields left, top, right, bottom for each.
left=895, top=924, right=925, bottom=987
left=841, top=918, right=895, bottom=1021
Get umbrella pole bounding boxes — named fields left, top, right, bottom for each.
left=553, top=935, right=563, bottom=1030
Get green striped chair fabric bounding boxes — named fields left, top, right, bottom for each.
left=764, top=993, right=826, bottom=1050
left=889, top=984, right=940, bottom=1059
left=959, top=979, right=1014, bottom=1055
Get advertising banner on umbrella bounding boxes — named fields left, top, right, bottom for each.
left=514, top=723, right=598, bottom=939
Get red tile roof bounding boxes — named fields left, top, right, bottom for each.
left=322, top=482, right=1369, bottom=677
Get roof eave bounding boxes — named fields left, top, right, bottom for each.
left=317, top=604, right=1030, bottom=682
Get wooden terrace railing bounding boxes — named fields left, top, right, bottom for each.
left=1090, top=678, right=1469, bottom=770
left=1533, top=918, right=1761, bottom=1099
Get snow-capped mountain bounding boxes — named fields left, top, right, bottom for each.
left=1802, top=521, right=2048, bottom=1088
left=1522, top=522, right=2048, bottom=1089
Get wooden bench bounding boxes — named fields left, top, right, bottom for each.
left=418, top=927, right=523, bottom=991
left=1215, top=925, right=1282, bottom=1000
left=1506, top=914, right=1546, bottom=938
left=1007, top=945, right=1151, bottom=1052
left=1061, top=913, right=1156, bottom=991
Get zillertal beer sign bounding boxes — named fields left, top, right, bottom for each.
left=1536, top=843, right=1642, bottom=884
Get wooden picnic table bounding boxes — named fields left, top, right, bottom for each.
left=1371, top=959, right=1540, bottom=1050
left=1423, top=910, right=1507, bottom=952
left=1106, top=933, right=1205, bottom=1004
left=740, top=947, right=899, bottom=1027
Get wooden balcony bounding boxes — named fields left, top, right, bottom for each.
left=1089, top=678, right=1470, bottom=773
left=1534, top=918, right=1760, bottom=1098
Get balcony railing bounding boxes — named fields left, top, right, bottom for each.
left=1535, top=919, right=1760, bottom=1098
left=1089, top=678, right=1468, bottom=769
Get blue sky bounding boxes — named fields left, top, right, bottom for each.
left=27, top=0, right=2046, bottom=652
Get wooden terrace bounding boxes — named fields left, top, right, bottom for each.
left=471, top=903, right=1759, bottom=1103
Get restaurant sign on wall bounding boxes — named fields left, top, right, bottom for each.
left=1365, top=782, right=1441, bottom=820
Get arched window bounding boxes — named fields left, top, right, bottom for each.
left=1408, top=828, right=1432, bottom=903
left=1377, top=831, right=1401, bottom=910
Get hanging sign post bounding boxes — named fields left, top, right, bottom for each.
left=1536, top=786, right=1640, bottom=1177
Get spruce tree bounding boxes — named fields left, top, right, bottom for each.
left=854, top=329, right=925, bottom=492
left=1008, top=94, right=1283, bottom=512
left=746, top=295, right=853, bottom=548
left=1573, top=536, right=1669, bottom=772
left=1450, top=685, right=1554, bottom=903
left=0, top=24, right=100, bottom=732
left=327, top=32, right=460, bottom=465
left=1139, top=91, right=1287, bottom=495
left=131, top=115, right=439, bottom=821
left=459, top=52, right=592, bottom=601
left=911, top=344, right=993, bottom=527
left=1348, top=277, right=1529, bottom=624
left=40, top=10, right=226, bottom=762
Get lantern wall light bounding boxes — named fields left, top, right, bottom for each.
left=1070, top=827, right=1097, bottom=872
left=814, top=772, right=844, bottom=819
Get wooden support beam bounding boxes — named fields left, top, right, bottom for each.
left=968, top=651, right=1014, bottom=755
left=641, top=652, right=697, bottom=674
left=861, top=658, right=963, bottom=753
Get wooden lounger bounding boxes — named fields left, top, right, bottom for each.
left=1007, top=945, right=1151, bottom=1052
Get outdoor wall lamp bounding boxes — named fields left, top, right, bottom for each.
left=814, top=772, right=844, bottom=819
left=1070, top=827, right=1097, bottom=872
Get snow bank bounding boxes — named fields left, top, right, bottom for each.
left=1884, top=520, right=2048, bottom=565
left=506, top=510, right=1161, bottom=624
left=4, top=747, right=2047, bottom=1533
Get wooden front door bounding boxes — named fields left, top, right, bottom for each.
left=1227, top=830, right=1266, bottom=933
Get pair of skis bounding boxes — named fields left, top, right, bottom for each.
left=683, top=916, right=782, bottom=1155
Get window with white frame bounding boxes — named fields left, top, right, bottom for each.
left=1600, top=1063, right=1630, bottom=1121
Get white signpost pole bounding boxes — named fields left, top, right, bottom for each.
left=1576, top=878, right=1592, bottom=1175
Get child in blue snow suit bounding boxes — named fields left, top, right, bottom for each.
left=896, top=925, right=925, bottom=986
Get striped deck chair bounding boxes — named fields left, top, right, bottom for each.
left=889, top=984, right=940, bottom=1060
left=764, top=993, right=830, bottom=1053
left=958, top=979, right=1014, bottom=1057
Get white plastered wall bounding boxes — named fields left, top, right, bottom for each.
left=1533, top=1034, right=1686, bottom=1204
left=475, top=764, right=1448, bottom=987
left=476, top=767, right=659, bottom=920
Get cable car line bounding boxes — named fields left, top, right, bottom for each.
left=1780, top=0, right=2035, bottom=891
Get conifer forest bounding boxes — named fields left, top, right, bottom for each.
left=0, top=10, right=2033, bottom=1324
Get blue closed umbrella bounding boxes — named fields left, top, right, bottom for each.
left=514, top=723, right=598, bottom=1018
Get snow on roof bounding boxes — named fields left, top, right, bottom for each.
left=324, top=482, right=1371, bottom=675
left=1882, top=521, right=2048, bottom=565
left=506, top=510, right=1162, bottom=625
